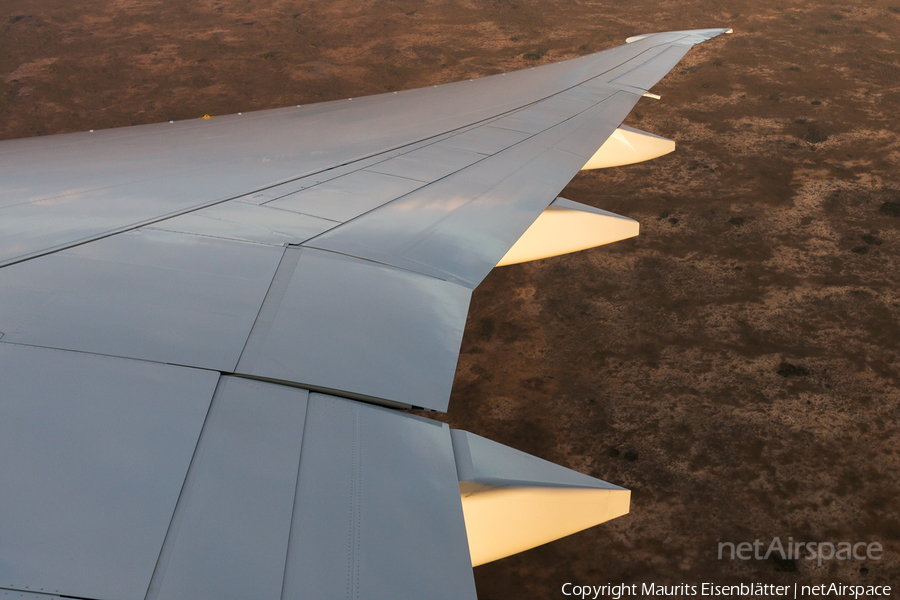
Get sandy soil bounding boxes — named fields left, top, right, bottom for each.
left=1, top=0, right=898, bottom=597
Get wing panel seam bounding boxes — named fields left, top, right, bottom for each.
left=142, top=374, right=222, bottom=600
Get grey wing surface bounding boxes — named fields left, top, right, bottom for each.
left=0, top=28, right=730, bottom=600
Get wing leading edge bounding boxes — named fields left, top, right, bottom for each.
left=0, top=28, right=732, bottom=600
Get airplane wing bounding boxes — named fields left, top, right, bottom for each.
left=0, top=28, right=731, bottom=600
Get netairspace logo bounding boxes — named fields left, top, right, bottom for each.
left=718, top=537, right=883, bottom=566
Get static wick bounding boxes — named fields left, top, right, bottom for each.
left=642, top=92, right=661, bottom=100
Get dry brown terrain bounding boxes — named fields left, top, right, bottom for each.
left=1, top=0, right=898, bottom=598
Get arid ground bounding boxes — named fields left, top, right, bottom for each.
left=1, top=0, right=898, bottom=597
